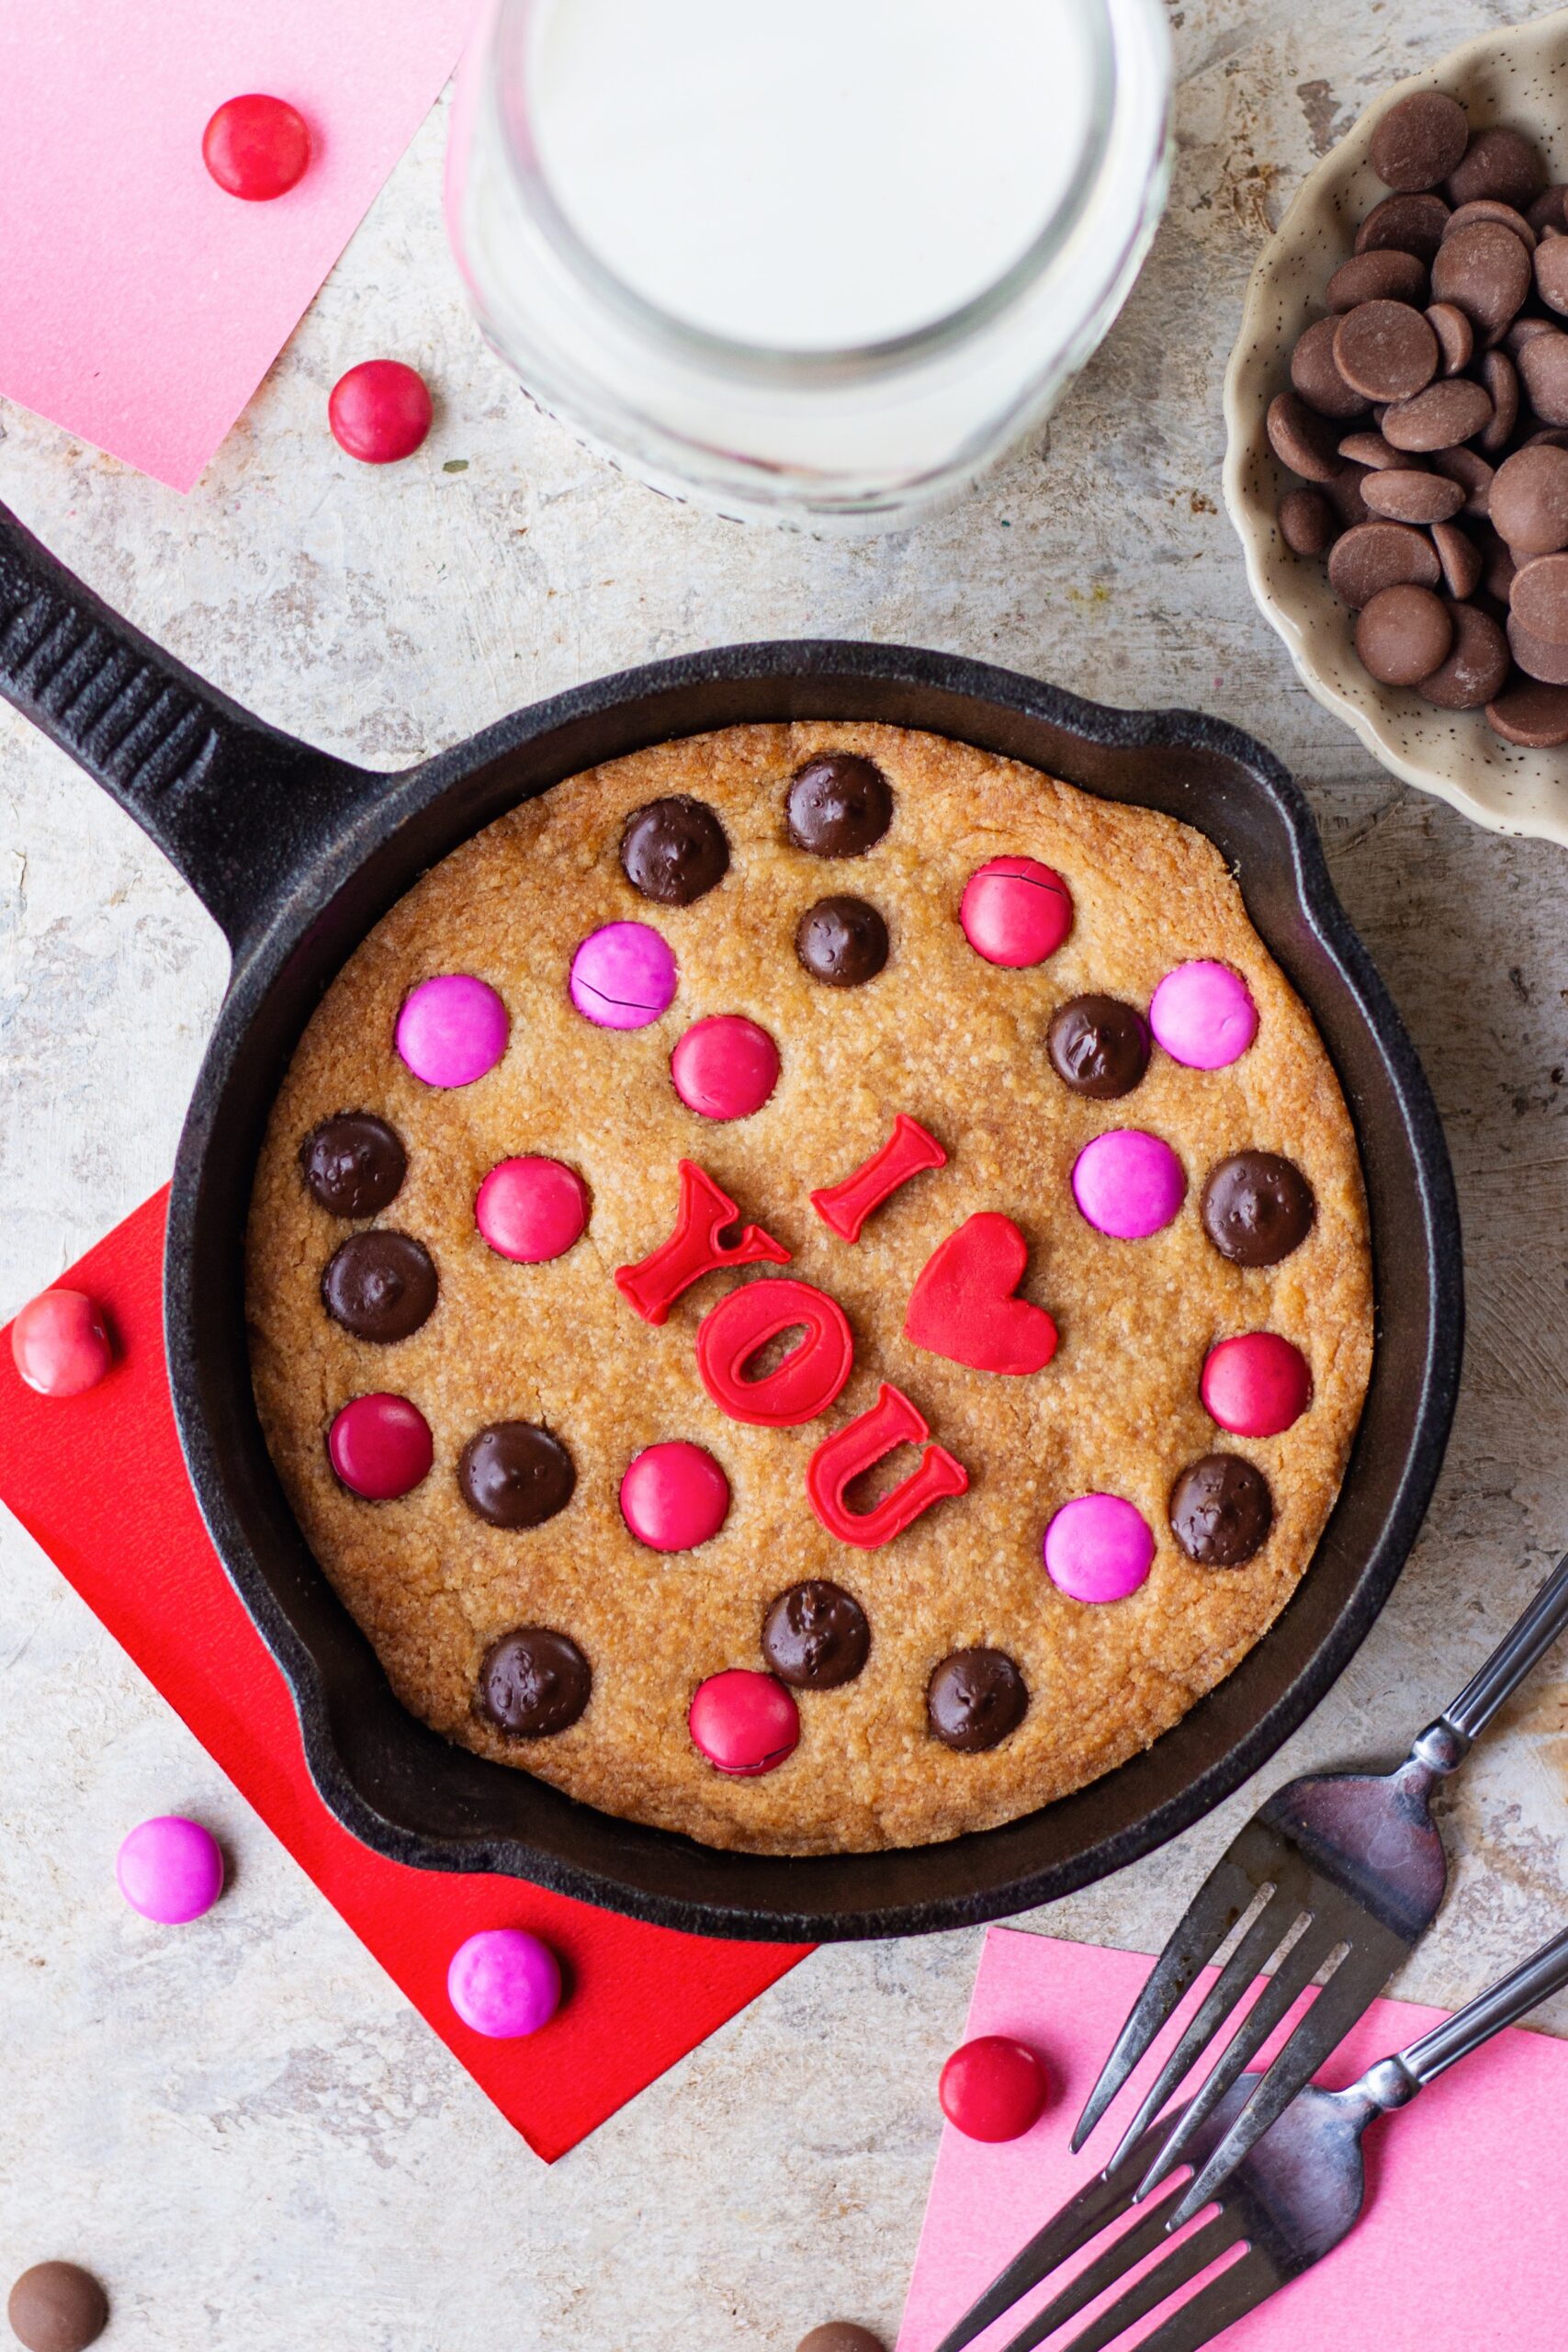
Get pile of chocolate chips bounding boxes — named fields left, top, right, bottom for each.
left=1269, top=89, right=1568, bottom=747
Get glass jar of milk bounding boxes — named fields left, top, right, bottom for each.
left=449, top=0, right=1172, bottom=530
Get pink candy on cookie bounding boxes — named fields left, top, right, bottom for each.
left=1071, top=1130, right=1186, bottom=1238
left=10, top=1290, right=113, bottom=1396
left=620, top=1442, right=730, bottom=1550
left=671, top=1014, right=780, bottom=1120
left=959, top=857, right=1073, bottom=967
left=476, top=1157, right=589, bottom=1262
left=328, top=1394, right=434, bottom=1499
left=116, top=1815, right=224, bottom=1924
left=570, top=922, right=678, bottom=1029
left=1149, top=961, right=1258, bottom=1069
left=689, top=1670, right=799, bottom=1776
left=1201, top=1333, right=1312, bottom=1438
left=396, top=973, right=508, bottom=1086
left=447, top=1928, right=561, bottom=2038
left=1043, top=1493, right=1155, bottom=1602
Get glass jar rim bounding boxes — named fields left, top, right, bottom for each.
left=491, top=0, right=1121, bottom=385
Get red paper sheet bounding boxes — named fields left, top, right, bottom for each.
left=0, top=1191, right=810, bottom=2160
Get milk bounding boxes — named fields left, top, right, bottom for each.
left=526, top=0, right=1099, bottom=351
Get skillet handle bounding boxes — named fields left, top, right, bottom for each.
left=0, top=497, right=376, bottom=949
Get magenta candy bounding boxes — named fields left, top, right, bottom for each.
left=1201, top=1332, right=1312, bottom=1438
left=10, top=1290, right=112, bottom=1396
left=446, top=1927, right=561, bottom=2038
left=1071, top=1129, right=1186, bottom=1238
left=328, top=1393, right=434, bottom=1499
left=689, top=1669, right=799, bottom=1776
left=959, top=857, right=1074, bottom=967
left=620, top=1441, right=730, bottom=1550
left=1043, top=1493, right=1156, bottom=1602
left=116, top=1815, right=224, bottom=1923
left=327, top=359, right=433, bottom=464
left=670, top=1014, right=780, bottom=1120
left=476, top=1157, right=589, bottom=1262
left=570, top=922, right=678, bottom=1030
left=395, top=973, right=508, bottom=1086
left=1149, top=961, right=1258, bottom=1069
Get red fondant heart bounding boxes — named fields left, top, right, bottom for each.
left=903, top=1213, right=1058, bottom=1375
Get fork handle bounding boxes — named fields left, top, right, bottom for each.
left=1395, top=1926, right=1568, bottom=2087
left=1434, top=1547, right=1568, bottom=1752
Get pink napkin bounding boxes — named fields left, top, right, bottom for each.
left=0, top=0, right=477, bottom=490
left=900, top=1926, right=1568, bottom=2350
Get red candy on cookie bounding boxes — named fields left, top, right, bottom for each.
left=939, top=2035, right=1051, bottom=2142
left=671, top=1014, right=780, bottom=1120
left=476, top=1156, right=588, bottom=1262
left=1201, top=1332, right=1312, bottom=1438
left=904, top=1212, right=1058, bottom=1375
left=328, top=360, right=434, bottom=463
left=202, top=94, right=310, bottom=199
left=10, top=1289, right=112, bottom=1397
left=328, top=1394, right=434, bottom=1499
left=959, top=857, right=1073, bottom=967
left=620, top=1441, right=730, bottom=1550
left=689, top=1670, right=799, bottom=1776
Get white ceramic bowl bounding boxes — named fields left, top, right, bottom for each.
left=1224, top=7, right=1568, bottom=845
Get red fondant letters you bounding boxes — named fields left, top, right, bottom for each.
left=810, top=1114, right=947, bottom=1243
left=615, top=1160, right=790, bottom=1326
left=696, top=1278, right=854, bottom=1428
left=807, top=1383, right=969, bottom=1550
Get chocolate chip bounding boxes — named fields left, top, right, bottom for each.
left=478, top=1627, right=591, bottom=1736
left=1505, top=311, right=1562, bottom=354
left=1291, top=316, right=1370, bottom=417
left=1431, top=520, right=1484, bottom=600
left=1266, top=390, right=1342, bottom=483
left=1371, top=91, right=1471, bottom=193
left=1278, top=486, right=1337, bottom=554
left=1490, top=443, right=1568, bottom=552
left=1201, top=1151, right=1316, bottom=1265
left=1509, top=551, right=1568, bottom=643
left=1361, top=469, right=1464, bottom=524
left=1355, top=582, right=1453, bottom=684
left=785, top=754, right=893, bottom=856
left=1420, top=602, right=1511, bottom=707
left=1476, top=521, right=1519, bottom=603
left=1448, top=124, right=1546, bottom=212
left=1356, top=191, right=1450, bottom=265
left=1325, top=248, right=1429, bottom=311
left=1432, top=444, right=1494, bottom=517
left=620, top=796, right=729, bottom=905
left=6, top=2266, right=108, bottom=2352
left=321, top=1231, right=436, bottom=1342
left=1517, top=330, right=1568, bottom=424
left=795, top=2328, right=887, bottom=2352
left=1381, top=376, right=1494, bottom=451
left=1429, top=220, right=1532, bottom=340
left=1476, top=348, right=1518, bottom=453
left=458, top=1422, right=576, bottom=1528
left=1168, top=1455, right=1274, bottom=1567
left=1331, top=301, right=1437, bottom=402
left=795, top=895, right=889, bottom=987
left=1485, top=675, right=1568, bottom=744
left=1326, top=519, right=1441, bottom=605
left=1425, top=300, right=1474, bottom=375
left=927, top=1649, right=1028, bottom=1753
left=1046, top=993, right=1151, bottom=1098
left=300, top=1113, right=406, bottom=1217
left=1323, top=462, right=1371, bottom=526
left=1530, top=185, right=1568, bottom=236
left=1535, top=235, right=1568, bottom=318
left=1444, top=197, right=1538, bottom=252
left=1506, top=610, right=1568, bottom=684
left=1337, top=429, right=1403, bottom=469
left=762, top=1581, right=870, bottom=1689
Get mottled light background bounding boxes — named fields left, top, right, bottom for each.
left=3, top=6, right=1566, bottom=2345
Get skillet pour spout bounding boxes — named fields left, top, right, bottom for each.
left=0, top=495, right=1462, bottom=1940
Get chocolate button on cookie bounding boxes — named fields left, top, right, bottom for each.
left=927, top=1649, right=1028, bottom=1752
left=459, top=1422, right=576, bottom=1527
left=1169, top=1454, right=1274, bottom=1567
left=621, top=794, right=729, bottom=905
left=1047, top=994, right=1150, bottom=1098
left=1201, top=1151, right=1315, bottom=1266
left=786, top=753, right=893, bottom=856
left=762, top=1581, right=870, bottom=1688
left=321, top=1230, right=436, bottom=1341
left=795, top=895, right=889, bottom=986
left=1370, top=90, right=1470, bottom=194
left=300, top=1112, right=406, bottom=1217
left=478, top=1626, right=592, bottom=1736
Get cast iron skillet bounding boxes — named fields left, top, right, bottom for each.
left=0, top=498, right=1462, bottom=1942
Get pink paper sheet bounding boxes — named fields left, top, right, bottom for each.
left=0, top=0, right=477, bottom=491
left=900, top=1927, right=1568, bottom=2351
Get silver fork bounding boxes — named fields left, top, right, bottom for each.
left=934, top=1926, right=1568, bottom=2352
left=1073, top=1546, right=1568, bottom=2226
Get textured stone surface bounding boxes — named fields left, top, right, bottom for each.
left=2, top=7, right=1567, bottom=2346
